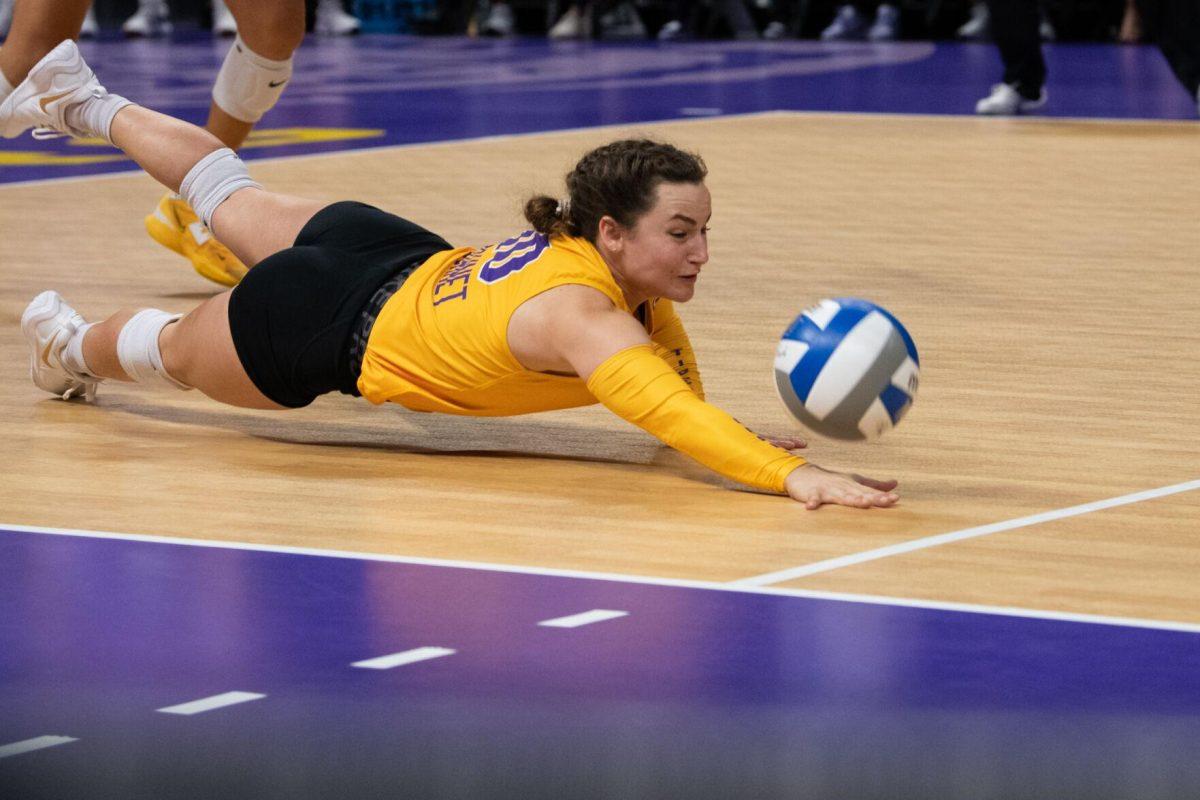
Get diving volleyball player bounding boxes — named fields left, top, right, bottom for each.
left=7, top=41, right=899, bottom=510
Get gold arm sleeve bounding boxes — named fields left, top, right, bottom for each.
left=586, top=345, right=806, bottom=494
left=649, top=300, right=704, bottom=399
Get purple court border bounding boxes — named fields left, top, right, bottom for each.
left=3, top=523, right=1200, bottom=799
left=1, top=36, right=1195, bottom=186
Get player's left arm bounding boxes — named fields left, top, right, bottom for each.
left=650, top=300, right=805, bottom=452
left=544, top=288, right=806, bottom=494
left=541, top=287, right=897, bottom=507
left=648, top=299, right=705, bottom=399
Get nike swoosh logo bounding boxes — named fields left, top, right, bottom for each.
left=268, top=79, right=288, bottom=88
left=187, top=222, right=212, bottom=246
left=39, top=89, right=74, bottom=113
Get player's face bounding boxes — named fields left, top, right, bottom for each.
left=614, top=181, right=711, bottom=303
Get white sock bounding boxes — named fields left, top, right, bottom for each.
left=64, top=92, right=133, bottom=144
left=62, top=322, right=101, bottom=378
left=0, top=69, right=14, bottom=102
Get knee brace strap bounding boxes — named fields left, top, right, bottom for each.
left=212, top=36, right=293, bottom=123
left=116, top=309, right=191, bottom=390
left=179, top=148, right=261, bottom=229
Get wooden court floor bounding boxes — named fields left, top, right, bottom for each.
left=1, top=112, right=1197, bottom=623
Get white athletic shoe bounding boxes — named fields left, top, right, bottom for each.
left=656, top=19, right=684, bottom=41
left=212, top=0, right=237, bottom=36
left=956, top=2, right=989, bottom=40
left=866, top=4, right=899, bottom=41
left=762, top=21, right=787, bottom=40
left=315, top=0, right=361, bottom=35
left=821, top=5, right=866, bottom=41
left=80, top=6, right=100, bottom=38
left=21, top=291, right=100, bottom=402
left=975, top=83, right=1047, bottom=115
left=480, top=2, right=515, bottom=37
left=122, top=0, right=172, bottom=37
left=549, top=6, right=589, bottom=39
left=0, top=39, right=110, bottom=139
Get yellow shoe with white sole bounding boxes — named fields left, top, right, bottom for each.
left=145, top=193, right=248, bottom=287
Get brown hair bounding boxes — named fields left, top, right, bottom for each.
left=524, top=139, right=707, bottom=243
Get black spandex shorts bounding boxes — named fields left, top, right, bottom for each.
left=227, top=201, right=452, bottom=408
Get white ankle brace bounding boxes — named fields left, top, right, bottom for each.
left=179, top=148, right=261, bottom=229
left=212, top=36, right=293, bottom=123
left=116, top=309, right=191, bottom=390
left=0, top=69, right=13, bottom=102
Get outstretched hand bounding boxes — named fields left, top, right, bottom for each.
left=784, top=464, right=899, bottom=510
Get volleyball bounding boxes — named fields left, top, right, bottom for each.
left=774, top=298, right=919, bottom=441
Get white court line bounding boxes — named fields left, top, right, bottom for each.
left=539, top=609, right=628, bottom=628
left=352, top=647, right=456, bottom=670
left=157, top=691, right=266, bottom=716
left=4, top=516, right=1200, bottom=634
left=733, top=479, right=1200, bottom=587
left=0, top=736, right=77, bottom=759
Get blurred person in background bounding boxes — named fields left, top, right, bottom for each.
left=820, top=2, right=900, bottom=42
left=976, top=0, right=1198, bottom=115
left=120, top=0, right=360, bottom=38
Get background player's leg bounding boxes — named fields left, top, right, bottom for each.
left=984, top=0, right=1044, bottom=98
left=206, top=0, right=306, bottom=150
left=1143, top=0, right=1200, bottom=103
left=0, top=0, right=92, bottom=90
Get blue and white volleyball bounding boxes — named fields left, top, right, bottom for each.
left=774, top=298, right=919, bottom=441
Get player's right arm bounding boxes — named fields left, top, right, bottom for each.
left=513, top=285, right=899, bottom=508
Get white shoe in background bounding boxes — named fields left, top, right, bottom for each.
left=549, top=6, right=588, bottom=39
left=975, top=83, right=1046, bottom=115
left=867, top=4, right=899, bottom=41
left=957, top=2, right=989, bottom=40
left=212, top=0, right=237, bottom=36
left=122, top=0, right=172, bottom=38
left=656, top=19, right=684, bottom=41
left=821, top=5, right=866, bottom=41
left=80, top=6, right=99, bottom=38
left=480, top=3, right=515, bottom=37
left=762, top=21, right=787, bottom=40
left=316, top=0, right=361, bottom=36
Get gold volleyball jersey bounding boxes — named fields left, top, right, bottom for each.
left=357, top=232, right=702, bottom=415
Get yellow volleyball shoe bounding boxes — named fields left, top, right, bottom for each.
left=144, top=193, right=248, bottom=287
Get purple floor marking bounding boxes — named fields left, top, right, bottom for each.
left=1, top=528, right=1199, bottom=798
left=0, top=34, right=1194, bottom=185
